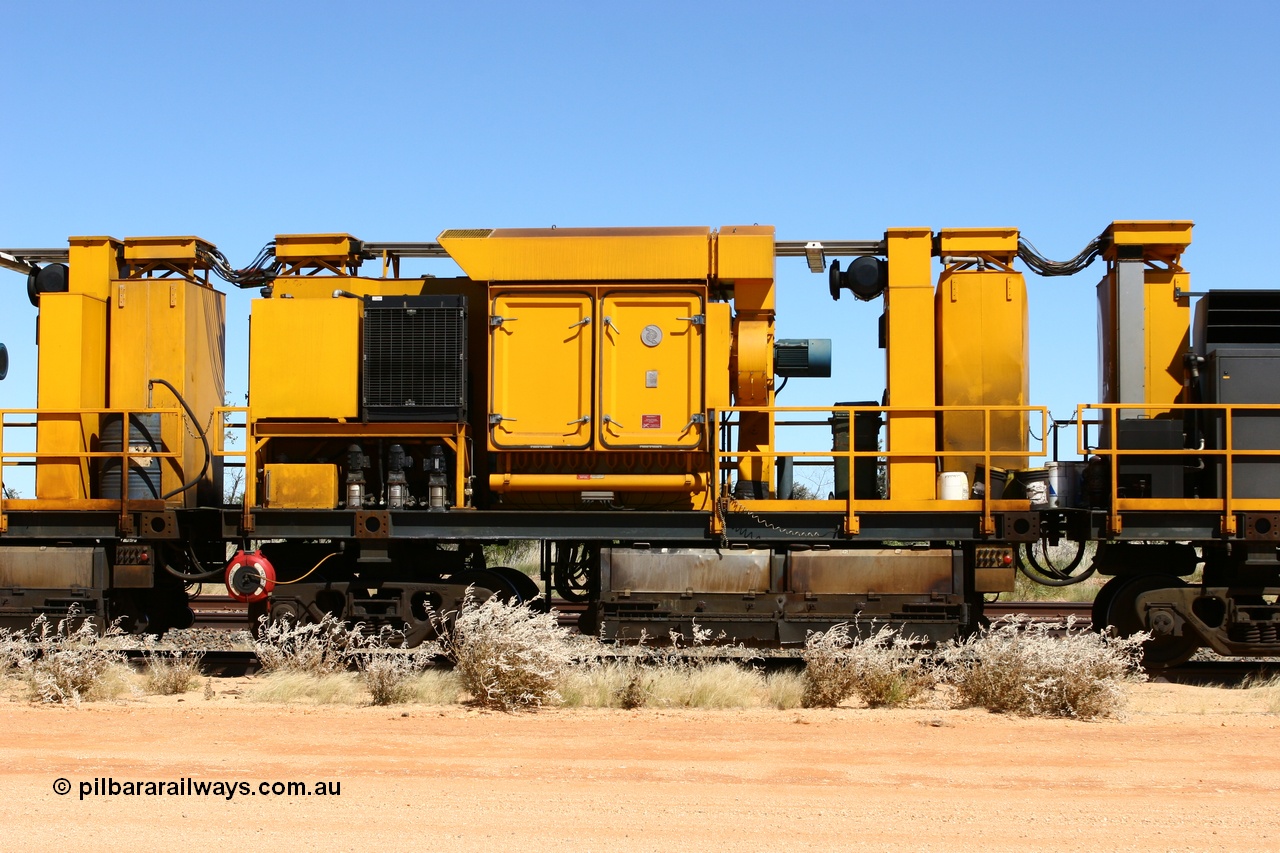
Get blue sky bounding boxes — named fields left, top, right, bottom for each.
left=2, top=1, right=1277, bottom=477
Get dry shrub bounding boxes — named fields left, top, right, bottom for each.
left=139, top=643, right=205, bottom=695
left=432, top=589, right=572, bottom=711
left=941, top=616, right=1146, bottom=719
left=359, top=653, right=423, bottom=705
left=800, top=626, right=857, bottom=708
left=20, top=610, right=129, bottom=705
left=253, top=613, right=364, bottom=675
left=801, top=624, right=935, bottom=709
left=0, top=626, right=34, bottom=678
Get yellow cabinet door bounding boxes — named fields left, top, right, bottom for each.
left=489, top=292, right=593, bottom=448
left=598, top=291, right=704, bottom=448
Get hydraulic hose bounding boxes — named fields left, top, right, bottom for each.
left=148, top=378, right=211, bottom=501
left=161, top=542, right=227, bottom=582
left=1016, top=540, right=1097, bottom=587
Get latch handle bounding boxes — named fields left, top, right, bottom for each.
left=676, top=315, right=705, bottom=325
left=490, top=315, right=519, bottom=327
left=602, top=414, right=625, bottom=429
left=603, top=316, right=621, bottom=335
left=567, top=317, right=590, bottom=329
left=488, top=414, right=518, bottom=424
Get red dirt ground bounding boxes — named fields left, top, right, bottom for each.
left=0, top=681, right=1276, bottom=852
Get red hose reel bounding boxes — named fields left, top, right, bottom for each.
left=224, top=550, right=276, bottom=603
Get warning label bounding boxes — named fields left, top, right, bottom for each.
left=641, top=414, right=662, bottom=429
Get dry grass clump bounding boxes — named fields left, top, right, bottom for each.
left=941, top=616, right=1146, bottom=718
left=142, top=650, right=205, bottom=695
left=765, top=670, right=806, bottom=709
left=801, top=624, right=935, bottom=709
left=1239, top=673, right=1280, bottom=715
left=250, top=671, right=366, bottom=705
left=253, top=613, right=365, bottom=675
left=558, top=659, right=802, bottom=710
left=402, top=669, right=463, bottom=705
left=18, top=610, right=131, bottom=705
left=432, top=589, right=572, bottom=711
left=358, top=651, right=443, bottom=706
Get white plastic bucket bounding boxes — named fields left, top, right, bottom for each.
left=938, top=471, right=970, bottom=500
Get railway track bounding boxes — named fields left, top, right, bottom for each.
left=190, top=596, right=1091, bottom=631
left=985, top=600, right=1092, bottom=622
left=181, top=596, right=1278, bottom=682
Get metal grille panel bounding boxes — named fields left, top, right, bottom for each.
left=362, top=295, right=467, bottom=422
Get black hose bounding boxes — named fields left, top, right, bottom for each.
left=148, top=378, right=211, bottom=501
left=1017, top=234, right=1105, bottom=277
left=1016, top=540, right=1097, bottom=587
left=160, top=543, right=227, bottom=582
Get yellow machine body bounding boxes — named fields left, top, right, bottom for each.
left=489, top=291, right=594, bottom=449
left=249, top=297, right=361, bottom=420
left=34, top=293, right=108, bottom=500
left=1097, top=220, right=1193, bottom=415
left=884, top=228, right=936, bottom=500
left=108, top=270, right=226, bottom=507
left=33, top=237, right=121, bottom=500
left=935, top=229, right=1030, bottom=481
left=440, top=226, right=712, bottom=281
left=262, top=463, right=338, bottom=509
left=598, top=290, right=704, bottom=449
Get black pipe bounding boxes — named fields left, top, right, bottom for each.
left=148, top=378, right=211, bottom=501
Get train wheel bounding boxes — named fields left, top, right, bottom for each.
left=1091, top=575, right=1126, bottom=634
left=1103, top=574, right=1198, bottom=668
left=452, top=568, right=519, bottom=604
left=487, top=566, right=542, bottom=607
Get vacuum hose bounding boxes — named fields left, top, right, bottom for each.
left=148, top=378, right=211, bottom=501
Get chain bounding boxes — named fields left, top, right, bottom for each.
left=716, top=492, right=826, bottom=545
left=173, top=409, right=216, bottom=444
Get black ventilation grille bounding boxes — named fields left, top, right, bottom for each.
left=1195, top=290, right=1280, bottom=354
left=362, top=295, right=467, bottom=422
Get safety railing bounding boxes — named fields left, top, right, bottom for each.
left=0, top=406, right=183, bottom=532
left=213, top=406, right=250, bottom=525
left=711, top=404, right=1050, bottom=535
left=1077, top=403, right=1280, bottom=535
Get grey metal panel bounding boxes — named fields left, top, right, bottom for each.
left=607, top=547, right=771, bottom=593
left=788, top=548, right=954, bottom=595
left=1116, top=260, right=1146, bottom=417
left=1209, top=350, right=1280, bottom=499
left=0, top=546, right=103, bottom=589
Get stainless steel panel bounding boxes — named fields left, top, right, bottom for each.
left=789, top=548, right=953, bottom=595
left=1116, top=259, right=1146, bottom=417
left=607, top=547, right=771, bottom=593
left=0, top=546, right=103, bottom=589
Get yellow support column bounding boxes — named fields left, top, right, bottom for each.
left=34, top=237, right=120, bottom=500
left=885, top=228, right=936, bottom=500
left=721, top=227, right=777, bottom=498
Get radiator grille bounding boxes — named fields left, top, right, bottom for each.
left=362, top=295, right=467, bottom=422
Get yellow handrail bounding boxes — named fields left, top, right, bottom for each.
left=711, top=403, right=1051, bottom=536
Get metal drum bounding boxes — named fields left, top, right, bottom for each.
left=99, top=413, right=162, bottom=499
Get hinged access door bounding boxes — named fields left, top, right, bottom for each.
left=489, top=292, right=593, bottom=448
left=598, top=291, right=704, bottom=448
